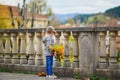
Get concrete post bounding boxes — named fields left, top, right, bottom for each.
left=55, top=32, right=61, bottom=45
left=27, top=32, right=35, bottom=65
left=19, top=32, right=27, bottom=64
left=11, top=33, right=19, bottom=64
left=4, top=33, right=11, bottom=63
left=109, top=31, right=117, bottom=69
left=54, top=32, right=61, bottom=67
left=79, top=32, right=94, bottom=75
left=63, top=32, right=70, bottom=67
left=0, top=34, right=4, bottom=63
left=99, top=32, right=107, bottom=69
left=35, top=32, right=43, bottom=66
left=72, top=32, right=79, bottom=68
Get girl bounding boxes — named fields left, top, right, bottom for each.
left=42, top=26, right=57, bottom=78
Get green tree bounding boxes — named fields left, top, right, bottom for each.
left=86, top=14, right=106, bottom=24
left=27, top=0, right=53, bottom=17
left=105, top=6, right=120, bottom=18
left=66, top=18, right=75, bottom=25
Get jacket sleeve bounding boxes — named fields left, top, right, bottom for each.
left=42, top=36, right=47, bottom=43
left=49, top=37, right=55, bottom=46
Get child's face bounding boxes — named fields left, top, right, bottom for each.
left=47, top=30, right=54, bottom=35
left=47, top=28, right=55, bottom=34
left=49, top=31, right=55, bottom=36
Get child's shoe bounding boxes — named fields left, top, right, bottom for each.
left=46, top=75, right=49, bottom=78
left=49, top=75, right=57, bottom=78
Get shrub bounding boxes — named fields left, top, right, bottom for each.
left=74, top=71, right=81, bottom=79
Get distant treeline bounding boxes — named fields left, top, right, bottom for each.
left=105, top=6, right=120, bottom=18
left=73, top=14, right=93, bottom=23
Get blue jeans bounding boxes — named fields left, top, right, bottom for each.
left=46, top=56, right=53, bottom=75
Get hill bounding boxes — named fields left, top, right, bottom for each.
left=73, top=14, right=93, bottom=23
left=105, top=6, right=120, bottom=18
left=55, top=13, right=79, bottom=24
left=55, top=13, right=93, bottom=24
left=53, top=5, right=120, bottom=25
left=85, top=5, right=120, bottom=25
left=86, top=13, right=106, bottom=24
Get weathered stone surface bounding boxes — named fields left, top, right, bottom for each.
left=0, top=72, right=75, bottom=80
left=79, top=32, right=94, bottom=75
left=0, top=64, right=76, bottom=77
left=0, top=27, right=120, bottom=78
left=96, top=68, right=120, bottom=79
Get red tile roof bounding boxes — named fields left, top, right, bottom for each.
left=11, top=6, right=18, bottom=16
left=0, top=4, right=47, bottom=19
left=28, top=12, right=47, bottom=19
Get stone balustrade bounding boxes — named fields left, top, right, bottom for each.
left=0, top=27, right=120, bottom=78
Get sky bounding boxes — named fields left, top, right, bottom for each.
left=0, top=0, right=120, bottom=14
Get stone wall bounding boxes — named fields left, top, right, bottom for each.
left=0, top=27, right=120, bottom=78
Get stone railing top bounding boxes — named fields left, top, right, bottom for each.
left=0, top=26, right=120, bottom=33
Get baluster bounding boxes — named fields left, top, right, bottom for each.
left=54, top=32, right=61, bottom=67
left=35, top=32, right=43, bottom=66
left=55, top=32, right=61, bottom=45
left=99, top=32, right=107, bottom=69
left=63, top=32, right=70, bottom=67
left=11, top=33, right=19, bottom=64
left=0, top=34, right=4, bottom=63
left=72, top=32, right=79, bottom=68
left=19, top=32, right=27, bottom=64
left=41, top=30, right=46, bottom=66
left=28, top=32, right=35, bottom=65
left=109, top=31, right=117, bottom=69
left=4, top=33, right=11, bottom=64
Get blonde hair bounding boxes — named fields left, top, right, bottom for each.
left=46, top=26, right=56, bottom=33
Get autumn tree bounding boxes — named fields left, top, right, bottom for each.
left=0, top=5, right=13, bottom=29
left=27, top=0, right=53, bottom=17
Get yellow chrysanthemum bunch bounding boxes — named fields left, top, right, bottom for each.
left=69, top=32, right=75, bottom=67
left=49, top=44, right=64, bottom=66
left=69, top=34, right=74, bottom=42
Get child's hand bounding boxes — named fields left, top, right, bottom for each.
left=49, top=45, right=54, bottom=50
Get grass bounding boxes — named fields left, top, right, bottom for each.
left=89, top=74, right=107, bottom=80
left=0, top=68, right=12, bottom=72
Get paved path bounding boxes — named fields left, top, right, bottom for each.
left=0, top=72, right=75, bottom=80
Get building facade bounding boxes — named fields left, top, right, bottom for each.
left=0, top=4, right=48, bottom=29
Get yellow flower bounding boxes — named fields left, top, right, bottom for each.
left=106, top=52, right=109, bottom=55
left=118, top=58, right=120, bottom=61
left=69, top=55, right=74, bottom=63
left=69, top=35, right=74, bottom=42
left=61, top=59, right=64, bottom=67
left=54, top=44, right=59, bottom=51
left=50, top=44, right=64, bottom=66
left=98, top=57, right=101, bottom=61
left=57, top=45, right=64, bottom=54
left=117, top=62, right=120, bottom=66
left=60, top=55, right=64, bottom=60
left=49, top=45, right=54, bottom=51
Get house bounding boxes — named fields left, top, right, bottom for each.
left=105, top=17, right=120, bottom=27
left=0, top=4, right=48, bottom=29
